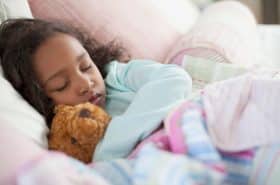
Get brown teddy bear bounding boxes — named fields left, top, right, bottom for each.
left=48, top=102, right=111, bottom=163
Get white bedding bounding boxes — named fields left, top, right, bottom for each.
left=257, top=25, right=280, bottom=68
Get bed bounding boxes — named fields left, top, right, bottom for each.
left=1, top=0, right=280, bottom=185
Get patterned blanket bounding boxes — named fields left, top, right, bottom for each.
left=16, top=98, right=280, bottom=185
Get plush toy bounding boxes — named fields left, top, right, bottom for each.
left=48, top=102, right=111, bottom=163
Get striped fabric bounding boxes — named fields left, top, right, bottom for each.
left=130, top=97, right=259, bottom=184
left=165, top=98, right=280, bottom=184
left=15, top=97, right=280, bottom=184
left=250, top=145, right=280, bottom=185
left=15, top=97, right=280, bottom=185
left=220, top=150, right=255, bottom=185
left=164, top=98, right=256, bottom=185
left=93, top=159, right=134, bottom=185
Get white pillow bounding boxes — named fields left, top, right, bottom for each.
left=0, top=0, right=48, bottom=148
left=0, top=0, right=33, bottom=22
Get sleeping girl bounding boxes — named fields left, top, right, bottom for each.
left=0, top=18, right=192, bottom=160
left=1, top=18, right=280, bottom=185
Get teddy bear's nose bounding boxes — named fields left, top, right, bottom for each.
left=79, top=108, right=91, bottom=118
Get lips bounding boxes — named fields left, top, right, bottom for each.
left=89, top=93, right=103, bottom=106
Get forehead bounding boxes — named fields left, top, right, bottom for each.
left=32, top=33, right=85, bottom=80
left=33, top=33, right=84, bottom=68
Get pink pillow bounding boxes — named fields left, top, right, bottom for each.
left=165, top=1, right=259, bottom=67
left=28, top=0, right=199, bottom=62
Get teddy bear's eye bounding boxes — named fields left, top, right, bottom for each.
left=71, top=137, right=77, bottom=144
left=79, top=108, right=91, bottom=118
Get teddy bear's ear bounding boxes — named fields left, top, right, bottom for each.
left=54, top=104, right=73, bottom=114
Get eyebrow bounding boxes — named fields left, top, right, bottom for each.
left=43, top=52, right=86, bottom=87
left=77, top=52, right=86, bottom=62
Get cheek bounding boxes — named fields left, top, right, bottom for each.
left=95, top=75, right=104, bottom=85
left=49, top=94, right=65, bottom=105
left=94, top=72, right=105, bottom=89
left=47, top=91, right=73, bottom=105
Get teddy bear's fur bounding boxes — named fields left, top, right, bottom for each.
left=48, top=102, right=111, bottom=163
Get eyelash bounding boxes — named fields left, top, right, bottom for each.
left=54, top=63, right=92, bottom=92
left=55, top=81, right=69, bottom=92
left=81, top=64, right=92, bottom=72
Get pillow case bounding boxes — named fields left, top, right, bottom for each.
left=165, top=1, right=259, bottom=67
left=28, top=0, right=200, bottom=62
left=0, top=68, right=48, bottom=147
left=0, top=0, right=33, bottom=22
left=181, top=55, right=248, bottom=92
left=0, top=0, right=48, bottom=148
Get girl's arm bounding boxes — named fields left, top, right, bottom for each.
left=94, top=60, right=192, bottom=161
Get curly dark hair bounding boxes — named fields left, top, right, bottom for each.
left=0, top=18, right=128, bottom=127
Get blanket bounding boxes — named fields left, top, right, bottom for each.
left=15, top=98, right=280, bottom=185
left=15, top=59, right=280, bottom=185
left=130, top=98, right=255, bottom=185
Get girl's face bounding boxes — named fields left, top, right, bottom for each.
left=33, top=33, right=106, bottom=108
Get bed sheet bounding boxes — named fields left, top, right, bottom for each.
left=257, top=25, right=280, bottom=68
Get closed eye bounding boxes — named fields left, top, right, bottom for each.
left=54, top=81, right=69, bottom=92
left=81, top=64, right=92, bottom=72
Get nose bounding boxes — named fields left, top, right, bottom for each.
left=75, top=74, right=93, bottom=96
left=79, top=85, right=89, bottom=96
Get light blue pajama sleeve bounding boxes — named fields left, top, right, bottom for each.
left=93, top=59, right=192, bottom=161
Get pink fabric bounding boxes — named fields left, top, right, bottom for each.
left=28, top=0, right=199, bottom=62
left=0, top=120, right=46, bottom=185
left=129, top=128, right=170, bottom=158
left=164, top=102, right=189, bottom=154
left=129, top=102, right=191, bottom=158
left=15, top=152, right=110, bottom=185
left=203, top=73, right=280, bottom=151
left=165, top=1, right=258, bottom=67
